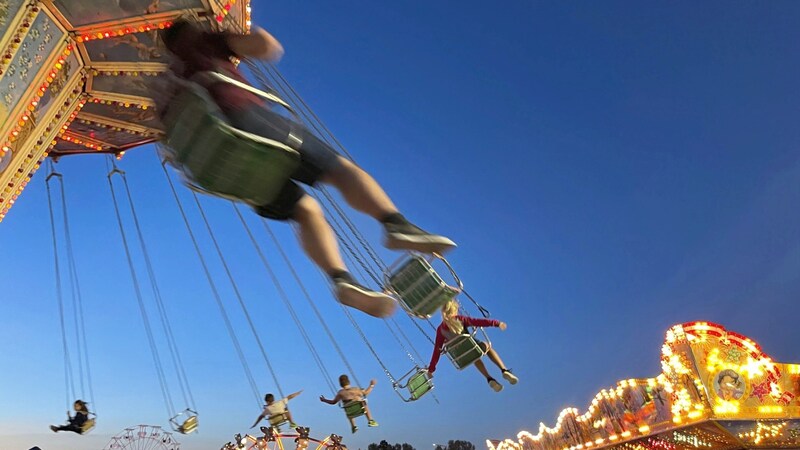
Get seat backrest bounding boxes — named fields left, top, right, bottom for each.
left=80, top=418, right=96, bottom=434
left=407, top=369, right=434, bottom=400
left=180, top=415, right=198, bottom=434
left=444, top=334, right=486, bottom=370
left=342, top=400, right=367, bottom=419
left=268, top=412, right=289, bottom=426
left=388, top=256, right=459, bottom=318
left=160, top=80, right=301, bottom=207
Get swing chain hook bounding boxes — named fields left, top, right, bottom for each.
left=106, top=155, right=126, bottom=179
left=45, top=158, right=62, bottom=183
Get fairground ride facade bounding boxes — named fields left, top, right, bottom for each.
left=0, top=0, right=250, bottom=223
left=488, top=322, right=800, bottom=450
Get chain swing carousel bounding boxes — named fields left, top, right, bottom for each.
left=1, top=0, right=503, bottom=444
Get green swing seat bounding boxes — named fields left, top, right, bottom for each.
left=170, top=409, right=199, bottom=435
left=342, top=400, right=367, bottom=419
left=444, top=333, right=487, bottom=370
left=393, top=367, right=434, bottom=402
left=407, top=369, right=434, bottom=400
left=386, top=254, right=462, bottom=319
left=160, top=78, right=300, bottom=206
left=268, top=411, right=290, bottom=428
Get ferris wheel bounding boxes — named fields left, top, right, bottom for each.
left=221, top=426, right=345, bottom=450
left=103, top=425, right=181, bottom=450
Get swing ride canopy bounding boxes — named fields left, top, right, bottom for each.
left=487, top=322, right=800, bottom=450
left=0, top=0, right=251, bottom=223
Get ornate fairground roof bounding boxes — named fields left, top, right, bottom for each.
left=0, top=0, right=250, bottom=222
left=488, top=322, right=800, bottom=450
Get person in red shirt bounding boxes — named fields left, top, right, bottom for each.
left=160, top=20, right=455, bottom=319
left=428, top=300, right=518, bottom=392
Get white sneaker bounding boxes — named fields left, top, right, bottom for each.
left=502, top=370, right=518, bottom=385
left=334, top=278, right=397, bottom=318
left=488, top=379, right=503, bottom=392
left=384, top=222, right=456, bottom=254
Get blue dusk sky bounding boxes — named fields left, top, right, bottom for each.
left=1, top=1, right=800, bottom=450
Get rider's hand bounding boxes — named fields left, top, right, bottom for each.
left=499, top=322, right=508, bottom=331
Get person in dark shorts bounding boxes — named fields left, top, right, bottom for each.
left=428, top=300, right=519, bottom=392
left=49, top=400, right=89, bottom=434
left=160, top=20, right=455, bottom=318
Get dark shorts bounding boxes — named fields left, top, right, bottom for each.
left=226, top=106, right=341, bottom=220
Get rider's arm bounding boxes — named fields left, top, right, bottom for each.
left=460, top=315, right=501, bottom=328
left=226, top=27, right=284, bottom=61
left=320, top=393, right=341, bottom=405
left=362, top=379, right=377, bottom=396
left=428, top=327, right=445, bottom=374
left=287, top=390, right=303, bottom=400
left=250, top=412, right=265, bottom=428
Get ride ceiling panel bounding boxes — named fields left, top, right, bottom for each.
left=0, top=11, right=64, bottom=118
left=91, top=73, right=165, bottom=98
left=81, top=101, right=163, bottom=130
left=223, top=0, right=247, bottom=32
left=68, top=120, right=146, bottom=147
left=611, top=423, right=742, bottom=450
left=31, top=50, right=81, bottom=127
left=51, top=0, right=202, bottom=28
left=52, top=137, right=91, bottom=153
left=717, top=419, right=800, bottom=448
left=0, top=0, right=26, bottom=36
left=83, top=31, right=171, bottom=64
left=663, top=422, right=741, bottom=449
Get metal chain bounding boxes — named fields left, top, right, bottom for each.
left=58, top=169, right=96, bottom=409
left=232, top=203, right=337, bottom=395
left=107, top=160, right=175, bottom=418
left=264, top=220, right=364, bottom=390
left=45, top=166, right=75, bottom=410
left=190, top=191, right=286, bottom=399
left=118, top=168, right=195, bottom=409
left=159, top=157, right=262, bottom=409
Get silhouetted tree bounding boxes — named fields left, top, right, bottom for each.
left=368, top=441, right=415, bottom=450
left=446, top=440, right=476, bottom=450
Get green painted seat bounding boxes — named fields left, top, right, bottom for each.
left=444, top=333, right=486, bottom=370
left=169, top=409, right=199, bottom=435
left=342, top=400, right=367, bottom=419
left=387, top=254, right=461, bottom=319
left=169, top=408, right=199, bottom=434
left=160, top=80, right=300, bottom=207
left=392, top=367, right=434, bottom=402
left=178, top=415, right=198, bottom=434
left=268, top=411, right=290, bottom=428
left=407, top=369, right=434, bottom=400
